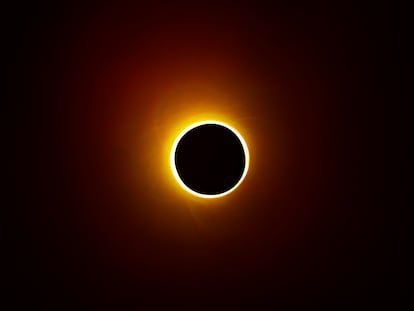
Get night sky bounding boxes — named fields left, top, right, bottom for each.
left=9, top=1, right=397, bottom=308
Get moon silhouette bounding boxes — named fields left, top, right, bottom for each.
left=170, top=120, right=249, bottom=198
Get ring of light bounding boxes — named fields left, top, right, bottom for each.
left=170, top=120, right=249, bottom=199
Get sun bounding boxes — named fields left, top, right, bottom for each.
left=170, top=120, right=249, bottom=199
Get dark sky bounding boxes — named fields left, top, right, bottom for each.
left=9, top=1, right=397, bottom=308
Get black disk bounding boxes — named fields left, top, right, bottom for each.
left=174, top=123, right=246, bottom=195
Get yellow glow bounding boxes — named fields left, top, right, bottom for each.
left=170, top=120, right=250, bottom=199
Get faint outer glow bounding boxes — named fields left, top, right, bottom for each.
left=170, top=120, right=250, bottom=199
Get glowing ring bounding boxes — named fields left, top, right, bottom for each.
left=170, top=120, right=249, bottom=199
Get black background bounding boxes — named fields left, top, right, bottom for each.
left=8, top=1, right=398, bottom=308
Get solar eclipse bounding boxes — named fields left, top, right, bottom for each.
left=170, top=120, right=249, bottom=198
